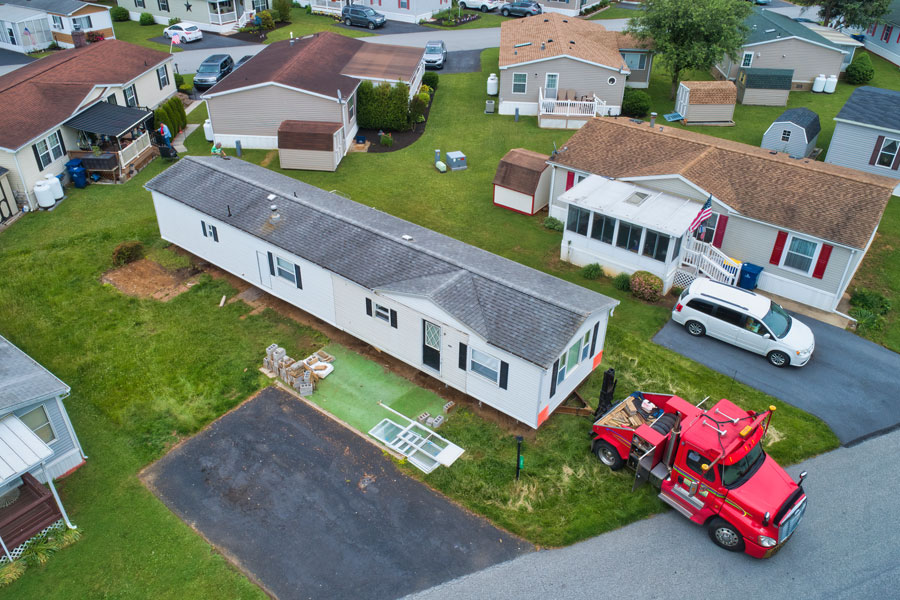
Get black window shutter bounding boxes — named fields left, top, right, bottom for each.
left=499, top=361, right=509, bottom=390
left=389, top=309, right=397, bottom=328
left=294, top=264, right=302, bottom=289
left=458, top=343, right=467, bottom=370
left=590, top=322, right=599, bottom=357
left=267, top=251, right=275, bottom=276
left=57, top=131, right=66, bottom=155
left=550, top=359, right=559, bottom=398
left=201, top=220, right=207, bottom=237
left=365, top=298, right=372, bottom=316
left=158, top=66, right=164, bottom=90
left=33, top=144, right=45, bottom=172
left=211, top=226, right=218, bottom=242
left=132, top=85, right=139, bottom=107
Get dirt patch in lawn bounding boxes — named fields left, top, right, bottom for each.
left=102, top=258, right=201, bottom=301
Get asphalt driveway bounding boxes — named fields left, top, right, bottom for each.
left=653, top=316, right=900, bottom=446
left=144, top=386, right=531, bottom=600
left=436, top=50, right=482, bottom=74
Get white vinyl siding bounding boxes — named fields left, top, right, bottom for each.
left=208, top=85, right=344, bottom=138
left=825, top=122, right=900, bottom=181
left=724, top=39, right=844, bottom=84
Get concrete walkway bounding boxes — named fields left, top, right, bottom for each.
left=172, top=124, right=199, bottom=153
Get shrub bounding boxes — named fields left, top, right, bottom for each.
left=543, top=216, right=564, bottom=232
left=419, top=84, right=433, bottom=96
left=258, top=10, right=275, bottom=29
left=139, top=12, right=155, bottom=26
left=160, top=103, right=178, bottom=133
left=167, top=97, right=187, bottom=131
left=110, top=6, right=130, bottom=21
left=850, top=287, right=891, bottom=315
left=168, top=17, right=180, bottom=26
left=846, top=53, right=874, bottom=85
left=849, top=307, right=884, bottom=332
left=380, top=133, right=394, bottom=147
left=422, top=71, right=439, bottom=90
left=671, top=285, right=684, bottom=297
left=274, top=0, right=293, bottom=22
left=357, top=81, right=411, bottom=130
left=86, top=31, right=105, bottom=43
left=580, top=1, right=609, bottom=15
left=174, top=72, right=185, bottom=89
left=581, top=263, right=604, bottom=280
left=409, top=93, right=428, bottom=124
left=613, top=272, right=631, bottom=292
left=306, top=3, right=312, bottom=14
left=621, top=88, right=651, bottom=118
left=630, top=271, right=663, bottom=302
left=113, top=241, right=144, bottom=266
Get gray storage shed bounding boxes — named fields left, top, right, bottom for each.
left=737, top=68, right=793, bottom=106
left=761, top=108, right=821, bottom=158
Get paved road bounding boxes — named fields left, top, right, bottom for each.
left=0, top=48, right=34, bottom=76
left=653, top=315, right=900, bottom=446
left=408, top=427, right=900, bottom=600
left=145, top=387, right=531, bottom=600
left=149, top=32, right=256, bottom=50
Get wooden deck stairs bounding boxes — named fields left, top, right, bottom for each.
left=0, top=473, right=62, bottom=551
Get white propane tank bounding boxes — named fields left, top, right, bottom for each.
left=812, top=74, right=826, bottom=93
left=487, top=73, right=499, bottom=96
left=44, top=173, right=64, bottom=200
left=34, top=180, right=55, bottom=208
left=203, top=119, right=214, bottom=142
left=824, top=75, right=838, bottom=94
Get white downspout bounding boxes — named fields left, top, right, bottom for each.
left=12, top=151, right=34, bottom=211
left=41, top=464, right=76, bottom=530
left=0, top=533, right=12, bottom=562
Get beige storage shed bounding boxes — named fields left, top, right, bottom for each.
left=277, top=121, right=344, bottom=172
left=674, top=81, right=736, bottom=125
left=493, top=149, right=551, bottom=215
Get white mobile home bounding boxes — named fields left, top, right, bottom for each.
left=146, top=157, right=618, bottom=429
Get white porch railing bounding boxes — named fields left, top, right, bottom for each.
left=680, top=236, right=740, bottom=286
left=539, top=87, right=604, bottom=117
left=237, top=11, right=255, bottom=27
left=311, top=0, right=343, bottom=15
left=118, top=132, right=151, bottom=168
left=209, top=10, right=238, bottom=24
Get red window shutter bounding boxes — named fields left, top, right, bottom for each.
left=812, top=244, right=833, bottom=279
left=712, top=215, right=728, bottom=248
left=869, top=135, right=885, bottom=165
left=565, top=171, right=575, bottom=191
left=769, top=231, right=788, bottom=265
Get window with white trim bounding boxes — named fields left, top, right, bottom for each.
left=275, top=256, right=296, bottom=284
left=73, top=15, right=92, bottom=30
left=741, top=52, right=753, bottom=68
left=124, top=84, right=138, bottom=107
left=35, top=131, right=64, bottom=169
left=20, top=405, right=56, bottom=444
left=622, top=52, right=646, bottom=70
left=512, top=73, right=527, bottom=94
left=607, top=76, right=617, bottom=85
left=781, top=130, right=791, bottom=143
left=580, top=329, right=592, bottom=361
left=51, top=15, right=63, bottom=29
left=642, top=229, right=670, bottom=263
left=374, top=303, right=390, bottom=322
left=135, top=0, right=145, bottom=7
left=399, top=0, right=408, bottom=8
left=347, top=94, right=355, bottom=120
left=781, top=234, right=818, bottom=275
left=556, top=340, right=581, bottom=386
left=158, top=0, right=170, bottom=10
left=157, top=65, right=169, bottom=89
left=692, top=212, right=717, bottom=244
left=876, top=137, right=898, bottom=168
left=590, top=212, right=615, bottom=245
left=566, top=205, right=590, bottom=236
left=616, top=221, right=643, bottom=253
left=470, top=348, right=500, bottom=383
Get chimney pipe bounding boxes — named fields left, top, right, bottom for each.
left=650, top=112, right=657, bottom=128
left=269, top=204, right=280, bottom=224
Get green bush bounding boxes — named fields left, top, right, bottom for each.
left=849, top=307, right=885, bottom=332
left=671, top=285, right=684, bottom=297
left=273, top=0, right=293, bottom=22
left=380, top=133, right=394, bottom=147
left=168, top=17, right=180, bottom=26
left=409, top=93, right=428, bottom=125
left=419, top=84, right=433, bottom=96
left=160, top=103, right=178, bottom=134
left=580, top=1, right=609, bottom=15
left=154, top=108, right=173, bottom=138
left=612, top=272, right=631, bottom=292
left=850, top=287, right=891, bottom=315
left=169, top=97, right=187, bottom=131
left=621, top=88, right=651, bottom=118
left=581, top=263, right=604, bottom=280
left=110, top=6, right=130, bottom=21
left=543, top=216, right=564, bottom=231
left=630, top=271, right=663, bottom=302
left=306, top=4, right=312, bottom=14
left=174, top=72, right=184, bottom=88
left=258, top=10, right=275, bottom=29
left=112, top=241, right=144, bottom=266
left=356, top=80, right=411, bottom=130
left=139, top=12, right=155, bottom=26
left=422, top=71, right=439, bottom=90
left=846, top=53, right=874, bottom=85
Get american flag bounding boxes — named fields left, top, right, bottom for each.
left=689, top=196, right=713, bottom=233
left=172, top=34, right=181, bottom=45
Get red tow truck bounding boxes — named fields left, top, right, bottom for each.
left=591, top=390, right=808, bottom=558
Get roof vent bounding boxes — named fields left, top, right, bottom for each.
left=569, top=40, right=575, bottom=45
left=543, top=18, right=548, bottom=22
left=547, top=38, right=553, bottom=43
left=267, top=193, right=277, bottom=201
left=624, top=192, right=650, bottom=206
left=765, top=28, right=776, bottom=33
left=401, top=234, right=414, bottom=242
left=269, top=204, right=281, bottom=224
left=514, top=42, right=532, bottom=48
left=562, top=19, right=568, bottom=23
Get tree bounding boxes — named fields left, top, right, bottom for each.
left=627, top=0, right=752, bottom=99
left=792, top=0, right=891, bottom=29
left=273, top=0, right=292, bottom=23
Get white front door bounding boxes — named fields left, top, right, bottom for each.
left=675, top=85, right=688, bottom=117
left=545, top=73, right=559, bottom=100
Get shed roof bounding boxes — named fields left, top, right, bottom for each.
left=2, top=0, right=90, bottom=16
left=835, top=86, right=900, bottom=132
left=65, top=101, right=152, bottom=137
left=277, top=120, right=341, bottom=151
left=549, top=118, right=895, bottom=249
left=744, top=7, right=842, bottom=51
left=145, top=157, right=618, bottom=367
left=739, top=67, right=793, bottom=90
left=493, top=148, right=549, bottom=195
left=800, top=23, right=864, bottom=48
left=681, top=80, right=736, bottom=105
left=0, top=334, right=69, bottom=412
left=772, top=107, right=821, bottom=140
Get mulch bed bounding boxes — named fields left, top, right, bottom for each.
left=357, top=94, right=434, bottom=153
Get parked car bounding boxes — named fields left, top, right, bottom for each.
left=163, top=23, right=203, bottom=43
left=193, top=54, right=234, bottom=91
left=672, top=278, right=815, bottom=367
left=500, top=1, right=542, bottom=17
left=459, top=0, right=501, bottom=12
left=341, top=5, right=386, bottom=30
left=235, top=55, right=254, bottom=69
left=424, top=40, right=447, bottom=70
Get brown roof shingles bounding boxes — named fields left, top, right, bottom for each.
left=551, top=118, right=895, bottom=249
left=683, top=80, right=737, bottom=105
left=493, top=148, right=550, bottom=195
left=0, top=40, right=171, bottom=150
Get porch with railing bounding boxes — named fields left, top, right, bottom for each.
left=208, top=0, right=238, bottom=24
left=67, top=131, right=157, bottom=183
left=309, top=0, right=345, bottom=15
left=675, top=236, right=740, bottom=289
left=539, top=87, right=605, bottom=118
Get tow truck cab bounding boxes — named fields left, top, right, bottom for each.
left=592, top=393, right=807, bottom=558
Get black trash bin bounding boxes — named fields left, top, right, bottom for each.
left=738, top=263, right=763, bottom=290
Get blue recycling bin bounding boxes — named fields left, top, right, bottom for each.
left=65, top=158, right=83, bottom=173
left=70, top=166, right=87, bottom=189
left=738, top=263, right=763, bottom=290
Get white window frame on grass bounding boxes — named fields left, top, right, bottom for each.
left=124, top=84, right=137, bottom=107
left=780, top=233, right=820, bottom=276
left=741, top=51, right=753, bottom=68
left=875, top=137, right=899, bottom=168
left=51, top=15, right=64, bottom=30
left=512, top=73, right=527, bottom=95
left=781, top=130, right=791, bottom=142
left=73, top=15, right=92, bottom=30
left=35, top=131, right=64, bottom=169
left=157, top=65, right=169, bottom=89
left=275, top=256, right=297, bottom=284
left=20, top=405, right=56, bottom=444
left=470, top=348, right=500, bottom=384
left=374, top=303, right=391, bottom=323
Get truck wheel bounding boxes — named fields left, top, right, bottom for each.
left=593, top=440, right=625, bottom=471
left=767, top=350, right=789, bottom=368
left=685, top=320, right=705, bottom=337
left=707, top=518, right=746, bottom=553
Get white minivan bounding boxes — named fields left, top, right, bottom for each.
left=672, top=278, right=815, bottom=367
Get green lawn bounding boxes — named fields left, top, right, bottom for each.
left=261, top=8, right=374, bottom=42
left=589, top=4, right=642, bottom=20
left=113, top=19, right=183, bottom=53
left=423, top=10, right=511, bottom=30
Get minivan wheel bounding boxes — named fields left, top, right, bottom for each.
left=367, top=21, right=376, bottom=29
left=459, top=1, right=467, bottom=8
left=501, top=8, right=510, bottom=15
left=767, top=350, right=789, bottom=368
left=481, top=4, right=488, bottom=11
left=685, top=320, right=706, bottom=337
left=344, top=17, right=351, bottom=26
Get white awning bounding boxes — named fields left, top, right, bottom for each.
left=560, top=176, right=701, bottom=237
left=0, top=415, right=52, bottom=486
left=801, top=23, right=864, bottom=48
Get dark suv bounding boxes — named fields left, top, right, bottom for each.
left=500, top=1, right=542, bottom=16
left=341, top=5, right=386, bottom=29
left=194, top=54, right=234, bottom=91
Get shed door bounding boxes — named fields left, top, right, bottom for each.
left=0, top=185, right=12, bottom=224
left=675, top=85, right=688, bottom=117
left=334, top=128, right=343, bottom=167
left=257, top=251, right=271, bottom=288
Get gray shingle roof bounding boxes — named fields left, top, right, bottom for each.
left=65, top=102, right=153, bottom=137
left=745, top=8, right=841, bottom=50
left=740, top=67, right=793, bottom=90
left=835, top=86, right=900, bottom=132
left=772, top=107, right=821, bottom=140
left=1, top=0, right=88, bottom=16
left=145, top=157, right=617, bottom=367
left=0, top=335, right=69, bottom=412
